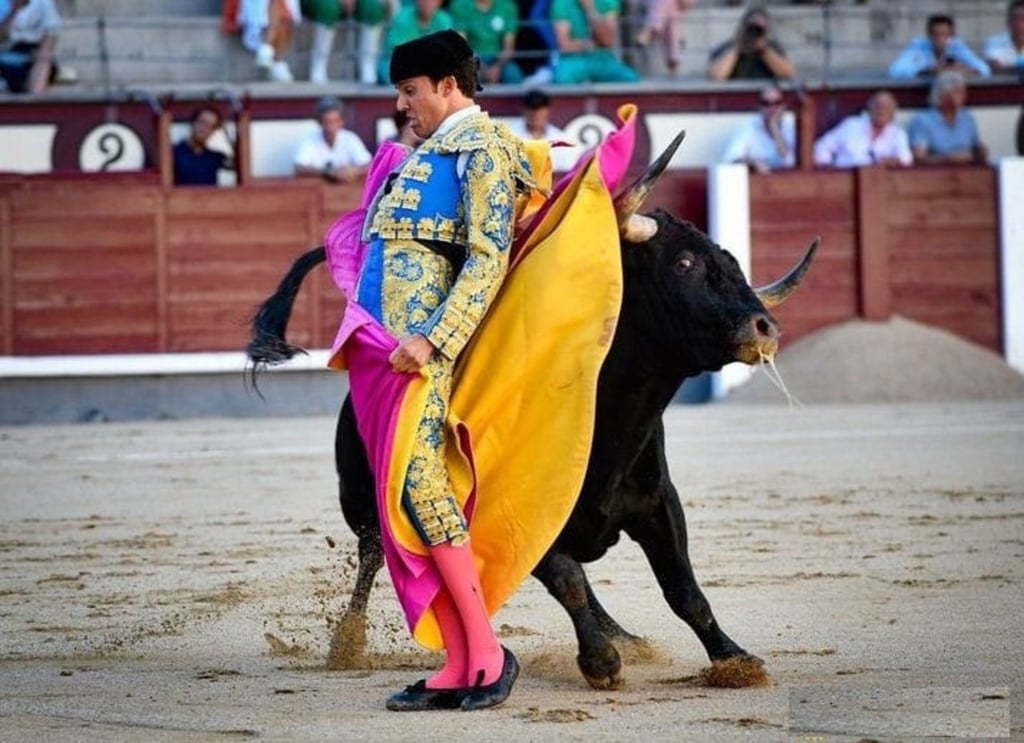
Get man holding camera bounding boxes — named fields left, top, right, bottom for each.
left=707, top=6, right=795, bottom=82
left=888, top=13, right=990, bottom=80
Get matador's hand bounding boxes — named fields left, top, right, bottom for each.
left=389, top=333, right=435, bottom=373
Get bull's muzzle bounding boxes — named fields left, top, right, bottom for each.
left=734, top=312, right=780, bottom=365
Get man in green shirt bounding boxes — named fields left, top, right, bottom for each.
left=450, top=0, right=523, bottom=84
left=550, top=0, right=639, bottom=84
left=376, top=0, right=454, bottom=84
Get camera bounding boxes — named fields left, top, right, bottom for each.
left=743, top=23, right=766, bottom=43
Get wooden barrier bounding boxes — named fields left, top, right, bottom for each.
left=746, top=165, right=1000, bottom=353
left=0, top=165, right=1003, bottom=357
left=0, top=176, right=361, bottom=356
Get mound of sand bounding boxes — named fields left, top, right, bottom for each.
left=725, top=315, right=1024, bottom=404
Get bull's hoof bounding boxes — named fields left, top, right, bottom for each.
left=699, top=655, right=772, bottom=688
left=579, top=652, right=625, bottom=690
left=326, top=614, right=368, bottom=670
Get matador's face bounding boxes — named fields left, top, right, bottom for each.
left=394, top=75, right=456, bottom=139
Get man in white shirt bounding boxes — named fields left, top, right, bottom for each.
left=0, top=0, right=61, bottom=93
left=983, top=0, right=1024, bottom=74
left=505, top=89, right=583, bottom=172
left=719, top=84, right=796, bottom=174
left=294, top=96, right=372, bottom=183
left=813, top=90, right=913, bottom=169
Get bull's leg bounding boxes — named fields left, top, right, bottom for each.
left=327, top=529, right=383, bottom=668
left=327, top=396, right=382, bottom=670
left=583, top=579, right=642, bottom=644
left=532, top=552, right=624, bottom=689
left=624, top=485, right=757, bottom=664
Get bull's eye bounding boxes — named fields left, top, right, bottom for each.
left=675, top=255, right=694, bottom=273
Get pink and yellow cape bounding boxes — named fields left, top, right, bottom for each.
left=324, top=106, right=639, bottom=649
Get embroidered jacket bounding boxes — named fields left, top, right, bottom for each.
left=362, top=111, right=537, bottom=360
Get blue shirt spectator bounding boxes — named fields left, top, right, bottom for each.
left=173, top=141, right=228, bottom=186
left=889, top=13, right=990, bottom=79
left=908, top=110, right=981, bottom=160
left=907, top=70, right=988, bottom=165
left=172, top=106, right=233, bottom=186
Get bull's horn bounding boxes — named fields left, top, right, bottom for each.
left=754, top=237, right=820, bottom=308
left=622, top=214, right=659, bottom=243
left=615, top=129, right=687, bottom=229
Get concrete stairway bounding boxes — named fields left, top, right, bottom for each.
left=53, top=0, right=358, bottom=89
left=47, top=0, right=1009, bottom=90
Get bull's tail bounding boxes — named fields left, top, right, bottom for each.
left=246, top=246, right=327, bottom=379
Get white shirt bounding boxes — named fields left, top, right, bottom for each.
left=813, top=112, right=913, bottom=168
left=506, top=119, right=584, bottom=172
left=293, top=127, right=372, bottom=171
left=7, top=0, right=61, bottom=45
left=983, top=31, right=1024, bottom=69
left=719, top=114, right=796, bottom=170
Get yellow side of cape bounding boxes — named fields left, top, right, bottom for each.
left=407, top=147, right=623, bottom=648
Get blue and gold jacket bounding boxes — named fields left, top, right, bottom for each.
left=361, top=110, right=538, bottom=361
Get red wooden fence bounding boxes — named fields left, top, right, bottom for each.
left=0, top=165, right=1002, bottom=357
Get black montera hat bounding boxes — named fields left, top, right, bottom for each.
left=389, top=29, right=476, bottom=85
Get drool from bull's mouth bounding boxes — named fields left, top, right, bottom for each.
left=758, top=349, right=799, bottom=406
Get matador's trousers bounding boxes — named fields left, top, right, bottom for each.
left=374, top=240, right=469, bottom=547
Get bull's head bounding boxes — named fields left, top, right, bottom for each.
left=612, top=132, right=818, bottom=374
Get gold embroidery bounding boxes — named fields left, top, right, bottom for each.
left=416, top=216, right=436, bottom=234
left=398, top=185, right=421, bottom=210
left=405, top=160, right=432, bottom=182
left=395, top=217, right=415, bottom=240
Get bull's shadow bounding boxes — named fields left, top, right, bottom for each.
left=248, top=134, right=817, bottom=689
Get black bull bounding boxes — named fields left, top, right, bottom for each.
left=247, top=146, right=818, bottom=689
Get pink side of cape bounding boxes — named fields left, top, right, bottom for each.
left=322, top=141, right=440, bottom=623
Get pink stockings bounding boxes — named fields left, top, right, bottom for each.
left=425, top=540, right=504, bottom=690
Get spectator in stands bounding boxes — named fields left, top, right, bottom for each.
left=813, top=90, right=912, bottom=169
left=634, top=0, right=694, bottom=76
left=505, top=89, right=582, bottom=171
left=719, top=83, right=795, bottom=173
left=294, top=96, right=372, bottom=183
left=0, top=0, right=62, bottom=94
left=300, top=0, right=341, bottom=84
left=514, top=0, right=557, bottom=84
left=389, top=109, right=423, bottom=148
left=351, top=0, right=390, bottom=85
left=450, top=0, right=524, bottom=84
left=550, top=0, right=640, bottom=84
left=888, top=13, right=990, bottom=80
left=907, top=70, right=988, bottom=165
left=707, top=6, right=796, bottom=82
left=173, top=106, right=235, bottom=187
left=301, top=0, right=389, bottom=85
left=376, top=0, right=454, bottom=85
left=223, top=0, right=300, bottom=82
left=983, top=0, right=1024, bottom=75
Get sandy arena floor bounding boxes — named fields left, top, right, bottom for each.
left=1, top=401, right=1022, bottom=741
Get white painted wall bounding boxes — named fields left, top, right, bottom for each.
left=999, top=158, right=1024, bottom=374
left=707, top=163, right=754, bottom=400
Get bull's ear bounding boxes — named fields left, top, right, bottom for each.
left=754, top=237, right=820, bottom=308
left=621, top=214, right=659, bottom=243
left=614, top=129, right=686, bottom=227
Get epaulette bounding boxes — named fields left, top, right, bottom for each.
left=430, top=113, right=540, bottom=194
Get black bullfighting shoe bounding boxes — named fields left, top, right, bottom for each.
left=460, top=647, right=519, bottom=711
left=385, top=680, right=466, bottom=711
